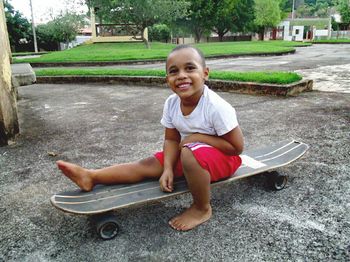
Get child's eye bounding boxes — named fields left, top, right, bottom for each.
left=168, top=69, right=178, bottom=74
left=186, top=65, right=196, bottom=71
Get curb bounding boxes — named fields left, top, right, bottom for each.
left=12, top=51, right=49, bottom=57
left=11, top=64, right=36, bottom=87
left=29, top=50, right=296, bottom=68
left=36, top=75, right=313, bottom=97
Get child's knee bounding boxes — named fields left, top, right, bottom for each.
left=137, top=157, right=163, bottom=178
left=180, top=147, right=196, bottom=170
left=138, top=156, right=161, bottom=168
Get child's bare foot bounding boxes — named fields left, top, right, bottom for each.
left=56, top=160, right=94, bottom=191
left=169, top=204, right=212, bottom=231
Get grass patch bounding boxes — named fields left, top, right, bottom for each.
left=312, top=38, right=350, bottom=43
left=210, top=71, right=301, bottom=84
left=35, top=68, right=302, bottom=84
left=36, top=68, right=166, bottom=77
left=16, top=41, right=311, bottom=64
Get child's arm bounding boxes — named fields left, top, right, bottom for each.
left=180, top=126, right=244, bottom=156
left=159, top=128, right=181, bottom=192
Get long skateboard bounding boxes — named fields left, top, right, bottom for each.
left=51, top=139, right=308, bottom=240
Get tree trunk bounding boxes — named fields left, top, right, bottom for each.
left=142, top=27, right=150, bottom=49
left=260, top=27, right=265, bottom=41
left=218, top=32, right=225, bottom=42
left=194, top=29, right=202, bottom=43
left=216, top=28, right=229, bottom=42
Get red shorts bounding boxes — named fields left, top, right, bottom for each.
left=154, top=142, right=242, bottom=182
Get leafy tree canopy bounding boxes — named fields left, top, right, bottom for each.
left=211, top=0, right=255, bottom=41
left=184, top=0, right=215, bottom=42
left=211, top=0, right=238, bottom=41
left=148, top=24, right=171, bottom=42
left=34, top=11, right=86, bottom=51
left=4, top=0, right=31, bottom=50
left=294, top=0, right=339, bottom=18
left=49, top=12, right=86, bottom=44
left=234, top=0, right=257, bottom=32
left=254, top=0, right=282, bottom=40
left=254, top=0, right=282, bottom=27
left=337, top=0, right=350, bottom=24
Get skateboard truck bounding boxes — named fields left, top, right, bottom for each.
left=266, top=171, right=288, bottom=190
left=92, top=212, right=120, bottom=240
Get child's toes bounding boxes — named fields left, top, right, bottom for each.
left=169, top=219, right=181, bottom=230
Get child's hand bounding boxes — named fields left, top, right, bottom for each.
left=159, top=169, right=174, bottom=192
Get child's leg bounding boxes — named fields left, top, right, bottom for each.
left=56, top=157, right=163, bottom=191
left=169, top=147, right=212, bottom=231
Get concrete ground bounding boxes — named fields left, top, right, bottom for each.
left=0, top=82, right=349, bottom=261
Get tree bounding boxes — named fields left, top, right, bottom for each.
left=87, top=0, right=189, bottom=47
left=254, top=0, right=282, bottom=40
left=279, top=0, right=294, bottom=19
left=293, top=0, right=338, bottom=18
left=211, top=0, right=237, bottom=42
left=86, top=0, right=116, bottom=24
left=35, top=23, right=59, bottom=51
left=183, top=0, right=215, bottom=43
left=33, top=12, right=86, bottom=51
left=313, top=1, right=331, bottom=17
left=230, top=0, right=256, bottom=33
left=50, top=12, right=86, bottom=46
left=337, top=0, right=350, bottom=27
left=4, top=0, right=31, bottom=51
left=148, top=24, right=171, bottom=43
left=295, top=3, right=315, bottom=17
left=211, top=0, right=255, bottom=41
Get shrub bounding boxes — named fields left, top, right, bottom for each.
left=149, top=24, right=171, bottom=43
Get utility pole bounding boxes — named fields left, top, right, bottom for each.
left=29, top=0, right=38, bottom=53
left=292, top=0, right=295, bottom=20
left=328, top=7, right=332, bottom=40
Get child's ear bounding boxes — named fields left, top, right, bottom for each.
left=203, top=67, right=209, bottom=80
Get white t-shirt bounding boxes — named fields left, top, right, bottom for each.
left=161, top=85, right=238, bottom=139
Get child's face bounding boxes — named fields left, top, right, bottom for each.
left=166, top=48, right=209, bottom=102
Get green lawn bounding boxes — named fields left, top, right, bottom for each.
left=16, top=41, right=311, bottom=63
left=35, top=68, right=302, bottom=84
left=312, top=38, right=350, bottom=43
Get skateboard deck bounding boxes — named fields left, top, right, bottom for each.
left=51, top=139, right=308, bottom=239
left=51, top=139, right=308, bottom=215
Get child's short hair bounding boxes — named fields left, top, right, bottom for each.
left=166, top=45, right=206, bottom=69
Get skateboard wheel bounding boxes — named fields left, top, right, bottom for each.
left=95, top=213, right=119, bottom=240
left=269, top=171, right=288, bottom=190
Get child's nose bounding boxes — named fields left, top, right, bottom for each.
left=177, top=69, right=187, bottom=79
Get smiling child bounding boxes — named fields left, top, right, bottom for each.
left=56, top=45, right=244, bottom=231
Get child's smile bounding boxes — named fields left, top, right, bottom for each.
left=177, top=81, right=192, bottom=91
